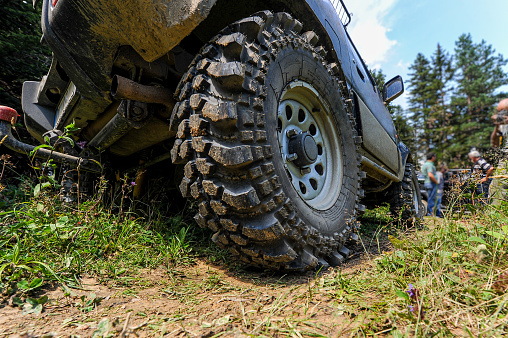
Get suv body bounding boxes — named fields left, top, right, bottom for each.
left=3, top=0, right=423, bottom=270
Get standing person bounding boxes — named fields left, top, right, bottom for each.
left=468, top=150, right=494, bottom=203
left=435, top=164, right=448, bottom=218
left=490, top=99, right=508, bottom=205
left=422, top=152, right=438, bottom=216
left=491, top=98, right=508, bottom=148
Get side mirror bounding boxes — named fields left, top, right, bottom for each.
left=383, top=75, right=404, bottom=104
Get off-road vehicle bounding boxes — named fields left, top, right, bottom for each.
left=0, top=0, right=424, bottom=270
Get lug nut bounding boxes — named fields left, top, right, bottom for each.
left=286, top=153, right=298, bottom=162
left=301, top=167, right=311, bottom=175
left=286, top=129, right=297, bottom=138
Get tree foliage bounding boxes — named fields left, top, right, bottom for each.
left=407, top=35, right=507, bottom=167
left=0, top=0, right=51, bottom=111
left=448, top=34, right=508, bottom=165
left=407, top=53, right=434, bottom=154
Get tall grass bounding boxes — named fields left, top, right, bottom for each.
left=334, top=191, right=508, bottom=336
left=0, top=172, right=222, bottom=301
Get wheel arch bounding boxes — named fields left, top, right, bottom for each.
left=399, top=141, right=412, bottom=168
left=195, top=0, right=345, bottom=67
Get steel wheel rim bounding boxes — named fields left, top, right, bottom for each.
left=277, top=80, right=342, bottom=210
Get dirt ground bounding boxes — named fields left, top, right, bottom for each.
left=0, top=253, right=377, bottom=338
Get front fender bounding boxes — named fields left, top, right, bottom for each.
left=399, top=141, right=411, bottom=172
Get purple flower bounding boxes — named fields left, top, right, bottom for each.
left=406, top=284, right=416, bottom=298
left=77, top=141, right=87, bottom=150
left=408, top=305, right=415, bottom=312
left=130, top=181, right=136, bottom=186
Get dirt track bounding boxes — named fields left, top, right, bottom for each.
left=0, top=255, right=375, bottom=337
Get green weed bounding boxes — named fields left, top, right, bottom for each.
left=330, top=201, right=508, bottom=336
left=0, top=174, right=218, bottom=304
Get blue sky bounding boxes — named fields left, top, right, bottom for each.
left=345, top=0, right=508, bottom=108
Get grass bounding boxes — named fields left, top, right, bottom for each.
left=1, top=164, right=508, bottom=336
left=338, top=194, right=508, bottom=336
left=0, top=171, right=227, bottom=301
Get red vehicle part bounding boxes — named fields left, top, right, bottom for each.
left=0, top=106, right=19, bottom=124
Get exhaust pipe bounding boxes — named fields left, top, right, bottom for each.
left=111, top=75, right=175, bottom=107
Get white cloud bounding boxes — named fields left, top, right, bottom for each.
left=396, top=59, right=410, bottom=71
left=345, top=0, right=398, bottom=67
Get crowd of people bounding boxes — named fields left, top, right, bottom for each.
left=421, top=98, right=508, bottom=217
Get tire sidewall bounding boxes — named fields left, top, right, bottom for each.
left=410, top=165, right=425, bottom=219
left=263, top=46, right=358, bottom=236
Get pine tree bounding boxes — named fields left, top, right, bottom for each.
left=406, top=53, right=435, bottom=155
left=428, top=44, right=454, bottom=163
left=449, top=34, right=508, bottom=166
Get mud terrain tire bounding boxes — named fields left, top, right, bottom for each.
left=171, top=11, right=363, bottom=270
left=386, top=163, right=424, bottom=226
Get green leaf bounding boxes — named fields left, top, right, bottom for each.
left=64, top=121, right=80, bottom=134
left=468, top=236, right=487, bottom=245
left=215, top=315, right=231, bottom=326
left=446, top=273, right=462, bottom=284
left=37, top=295, right=48, bottom=304
left=388, top=235, right=407, bottom=250
left=32, top=303, right=43, bottom=314
left=83, top=306, right=94, bottom=313
left=89, top=292, right=96, bottom=301
left=59, top=135, right=75, bottom=147
left=395, top=289, right=410, bottom=301
left=29, top=277, right=43, bottom=289
left=33, top=184, right=41, bottom=197
left=29, top=144, right=53, bottom=157
left=17, top=280, right=29, bottom=290
left=12, top=297, right=23, bottom=307
left=485, top=231, right=506, bottom=240
left=92, top=318, right=111, bottom=337
left=64, top=256, right=73, bottom=268
left=26, top=297, right=38, bottom=306
left=56, top=216, right=70, bottom=227
left=23, top=302, right=43, bottom=315
left=33, top=182, right=52, bottom=197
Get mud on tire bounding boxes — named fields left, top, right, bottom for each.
left=171, top=11, right=363, bottom=270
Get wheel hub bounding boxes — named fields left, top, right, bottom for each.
left=277, top=80, right=343, bottom=210
left=288, top=132, right=318, bottom=167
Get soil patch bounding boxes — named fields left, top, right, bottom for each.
left=0, top=257, right=377, bottom=337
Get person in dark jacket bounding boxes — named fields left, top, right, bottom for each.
left=468, top=150, right=494, bottom=203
